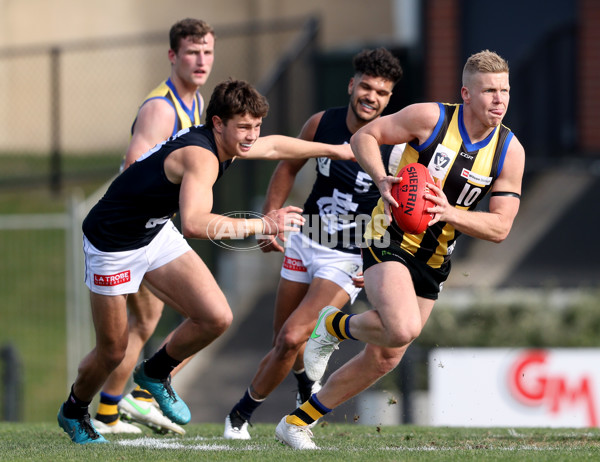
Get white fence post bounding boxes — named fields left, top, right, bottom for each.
left=64, top=177, right=114, bottom=389
left=65, top=190, right=91, bottom=387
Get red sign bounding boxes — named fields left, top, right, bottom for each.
left=508, top=349, right=598, bottom=426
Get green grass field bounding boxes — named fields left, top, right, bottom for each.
left=3, top=155, right=600, bottom=461
left=1, top=422, right=600, bottom=461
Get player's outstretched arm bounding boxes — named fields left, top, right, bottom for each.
left=248, top=135, right=353, bottom=161
left=258, top=112, right=321, bottom=252
left=173, top=146, right=305, bottom=241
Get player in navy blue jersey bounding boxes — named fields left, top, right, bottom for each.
left=93, top=18, right=216, bottom=437
left=224, top=48, right=403, bottom=440
left=57, top=79, right=354, bottom=444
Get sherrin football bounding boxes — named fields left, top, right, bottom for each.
left=390, top=162, right=435, bottom=234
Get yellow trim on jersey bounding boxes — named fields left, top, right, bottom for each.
left=142, top=79, right=201, bottom=130
left=392, top=148, right=419, bottom=176
left=367, top=246, right=382, bottom=263
left=430, top=226, right=455, bottom=267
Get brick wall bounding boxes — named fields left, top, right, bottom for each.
left=424, top=0, right=461, bottom=102
left=578, top=0, right=600, bottom=154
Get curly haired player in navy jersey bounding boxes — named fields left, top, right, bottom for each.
left=224, top=48, right=403, bottom=440
left=91, top=17, right=216, bottom=437
left=57, top=79, right=354, bottom=444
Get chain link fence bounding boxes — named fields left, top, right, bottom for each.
left=0, top=16, right=319, bottom=191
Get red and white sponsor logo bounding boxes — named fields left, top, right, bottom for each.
left=94, top=270, right=131, bottom=286
left=460, top=168, right=493, bottom=185
left=429, top=348, right=600, bottom=428
left=283, top=256, right=307, bottom=272
left=508, top=349, right=598, bottom=426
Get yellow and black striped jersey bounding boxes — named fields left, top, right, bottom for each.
left=365, top=103, right=514, bottom=268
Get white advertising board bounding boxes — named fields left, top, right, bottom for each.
left=429, top=348, right=600, bottom=427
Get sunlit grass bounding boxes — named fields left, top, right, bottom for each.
left=1, top=422, right=600, bottom=462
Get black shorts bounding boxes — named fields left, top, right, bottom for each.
left=362, top=239, right=451, bottom=300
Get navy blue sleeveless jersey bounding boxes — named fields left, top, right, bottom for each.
left=302, top=107, right=397, bottom=253
left=83, top=125, right=231, bottom=252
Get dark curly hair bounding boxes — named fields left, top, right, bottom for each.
left=205, top=79, right=269, bottom=128
left=353, top=47, right=403, bottom=84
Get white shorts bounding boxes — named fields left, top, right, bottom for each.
left=280, top=232, right=363, bottom=304
left=83, top=221, right=192, bottom=296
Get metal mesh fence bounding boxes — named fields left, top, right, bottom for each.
left=0, top=17, right=317, bottom=181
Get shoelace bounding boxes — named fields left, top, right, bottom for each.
left=160, top=376, right=177, bottom=402
left=297, top=425, right=314, bottom=438
left=319, top=343, right=339, bottom=356
left=79, top=414, right=101, bottom=439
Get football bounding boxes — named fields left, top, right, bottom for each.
left=390, top=162, right=435, bottom=234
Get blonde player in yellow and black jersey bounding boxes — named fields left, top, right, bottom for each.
left=364, top=99, right=515, bottom=268
left=275, top=49, right=525, bottom=449
left=93, top=18, right=215, bottom=436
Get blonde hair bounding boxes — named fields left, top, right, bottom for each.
left=462, top=50, right=509, bottom=87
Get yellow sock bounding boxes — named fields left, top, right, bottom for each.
left=95, top=402, right=119, bottom=424
left=287, top=395, right=331, bottom=426
left=131, top=386, right=153, bottom=402
left=325, top=312, right=356, bottom=340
